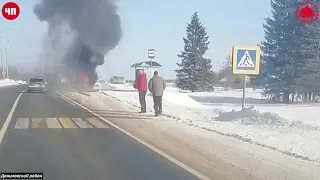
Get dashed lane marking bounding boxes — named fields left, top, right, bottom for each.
left=13, top=118, right=109, bottom=129
left=58, top=118, right=77, bottom=128
left=87, top=117, right=109, bottom=128
left=15, top=118, right=29, bottom=129
left=31, top=118, right=46, bottom=128
left=45, top=118, right=62, bottom=128
left=72, top=118, right=93, bottom=128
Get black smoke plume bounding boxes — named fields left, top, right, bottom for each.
left=33, top=0, right=122, bottom=86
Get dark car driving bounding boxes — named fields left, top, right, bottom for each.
left=27, top=78, right=46, bottom=93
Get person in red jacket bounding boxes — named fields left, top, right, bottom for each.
left=137, top=70, right=147, bottom=113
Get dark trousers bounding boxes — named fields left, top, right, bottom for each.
left=153, top=96, right=162, bottom=114
left=139, top=92, right=146, bottom=112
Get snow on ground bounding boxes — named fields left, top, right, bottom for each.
left=189, top=89, right=320, bottom=127
left=94, top=82, right=136, bottom=91
left=99, top=82, right=320, bottom=163
left=0, top=79, right=23, bottom=87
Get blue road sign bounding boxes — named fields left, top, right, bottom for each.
left=232, top=45, right=260, bottom=75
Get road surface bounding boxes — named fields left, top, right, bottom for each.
left=0, top=85, right=200, bottom=180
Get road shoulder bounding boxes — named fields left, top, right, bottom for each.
left=64, top=91, right=320, bottom=180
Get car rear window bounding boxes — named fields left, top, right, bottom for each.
left=29, top=78, right=44, bottom=83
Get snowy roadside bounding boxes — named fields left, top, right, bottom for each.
left=98, top=83, right=320, bottom=164
left=0, top=79, right=24, bottom=87
left=64, top=91, right=320, bottom=180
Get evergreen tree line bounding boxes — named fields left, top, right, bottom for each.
left=255, top=0, right=320, bottom=103
left=175, top=1, right=320, bottom=103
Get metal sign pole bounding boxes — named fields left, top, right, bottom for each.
left=5, top=41, right=9, bottom=78
left=148, top=49, right=155, bottom=79
left=0, top=38, right=4, bottom=79
left=231, top=45, right=260, bottom=111
left=148, top=49, right=155, bottom=67
left=242, top=74, right=246, bottom=110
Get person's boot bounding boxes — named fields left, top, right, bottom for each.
left=140, top=107, right=146, bottom=113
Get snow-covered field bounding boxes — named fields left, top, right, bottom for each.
left=97, top=82, right=320, bottom=163
left=0, top=79, right=24, bottom=87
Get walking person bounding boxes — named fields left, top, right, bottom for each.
left=148, top=71, right=166, bottom=116
left=136, top=70, right=147, bottom=113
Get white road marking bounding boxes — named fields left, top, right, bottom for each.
left=87, top=117, right=109, bottom=128
left=0, top=89, right=25, bottom=144
left=72, top=118, right=93, bottom=128
left=14, top=118, right=29, bottom=129
left=45, top=118, right=62, bottom=128
left=59, top=94, right=76, bottom=106
left=15, top=118, right=29, bottom=129
left=57, top=91, right=212, bottom=180
left=58, top=118, right=78, bottom=128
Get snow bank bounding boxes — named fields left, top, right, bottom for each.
left=188, top=89, right=320, bottom=127
left=257, top=105, right=320, bottom=127
left=215, top=107, right=320, bottom=162
left=0, top=79, right=21, bottom=87
left=106, top=82, right=204, bottom=108
left=93, top=82, right=112, bottom=90
left=101, top=90, right=217, bottom=125
left=100, top=86, right=320, bottom=164
left=107, top=83, right=135, bottom=91
left=162, top=91, right=204, bottom=108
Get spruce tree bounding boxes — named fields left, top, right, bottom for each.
left=175, top=12, right=213, bottom=92
left=297, top=1, right=320, bottom=102
left=257, top=0, right=305, bottom=103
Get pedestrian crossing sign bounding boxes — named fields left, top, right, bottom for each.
left=232, top=45, right=260, bottom=75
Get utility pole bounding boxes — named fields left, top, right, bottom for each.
left=0, top=37, right=4, bottom=79
left=0, top=28, right=11, bottom=79
left=5, top=41, right=9, bottom=78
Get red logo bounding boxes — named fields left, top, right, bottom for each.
left=2, top=2, right=20, bottom=20
left=296, top=1, right=319, bottom=24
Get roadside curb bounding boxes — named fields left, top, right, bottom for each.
left=78, top=92, right=91, bottom=96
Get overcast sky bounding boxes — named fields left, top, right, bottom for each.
left=1, top=0, right=271, bottom=80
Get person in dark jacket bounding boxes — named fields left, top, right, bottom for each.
left=137, top=70, right=147, bottom=113
left=148, top=71, right=166, bottom=116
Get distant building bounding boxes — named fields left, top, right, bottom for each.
left=110, top=76, right=126, bottom=84
left=219, top=75, right=251, bottom=88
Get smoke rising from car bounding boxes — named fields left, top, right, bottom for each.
left=33, top=0, right=122, bottom=86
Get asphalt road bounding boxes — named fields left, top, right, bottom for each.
left=0, top=85, right=200, bottom=180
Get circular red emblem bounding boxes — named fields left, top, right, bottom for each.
left=2, top=2, right=20, bottom=20
left=296, top=1, right=319, bottom=24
